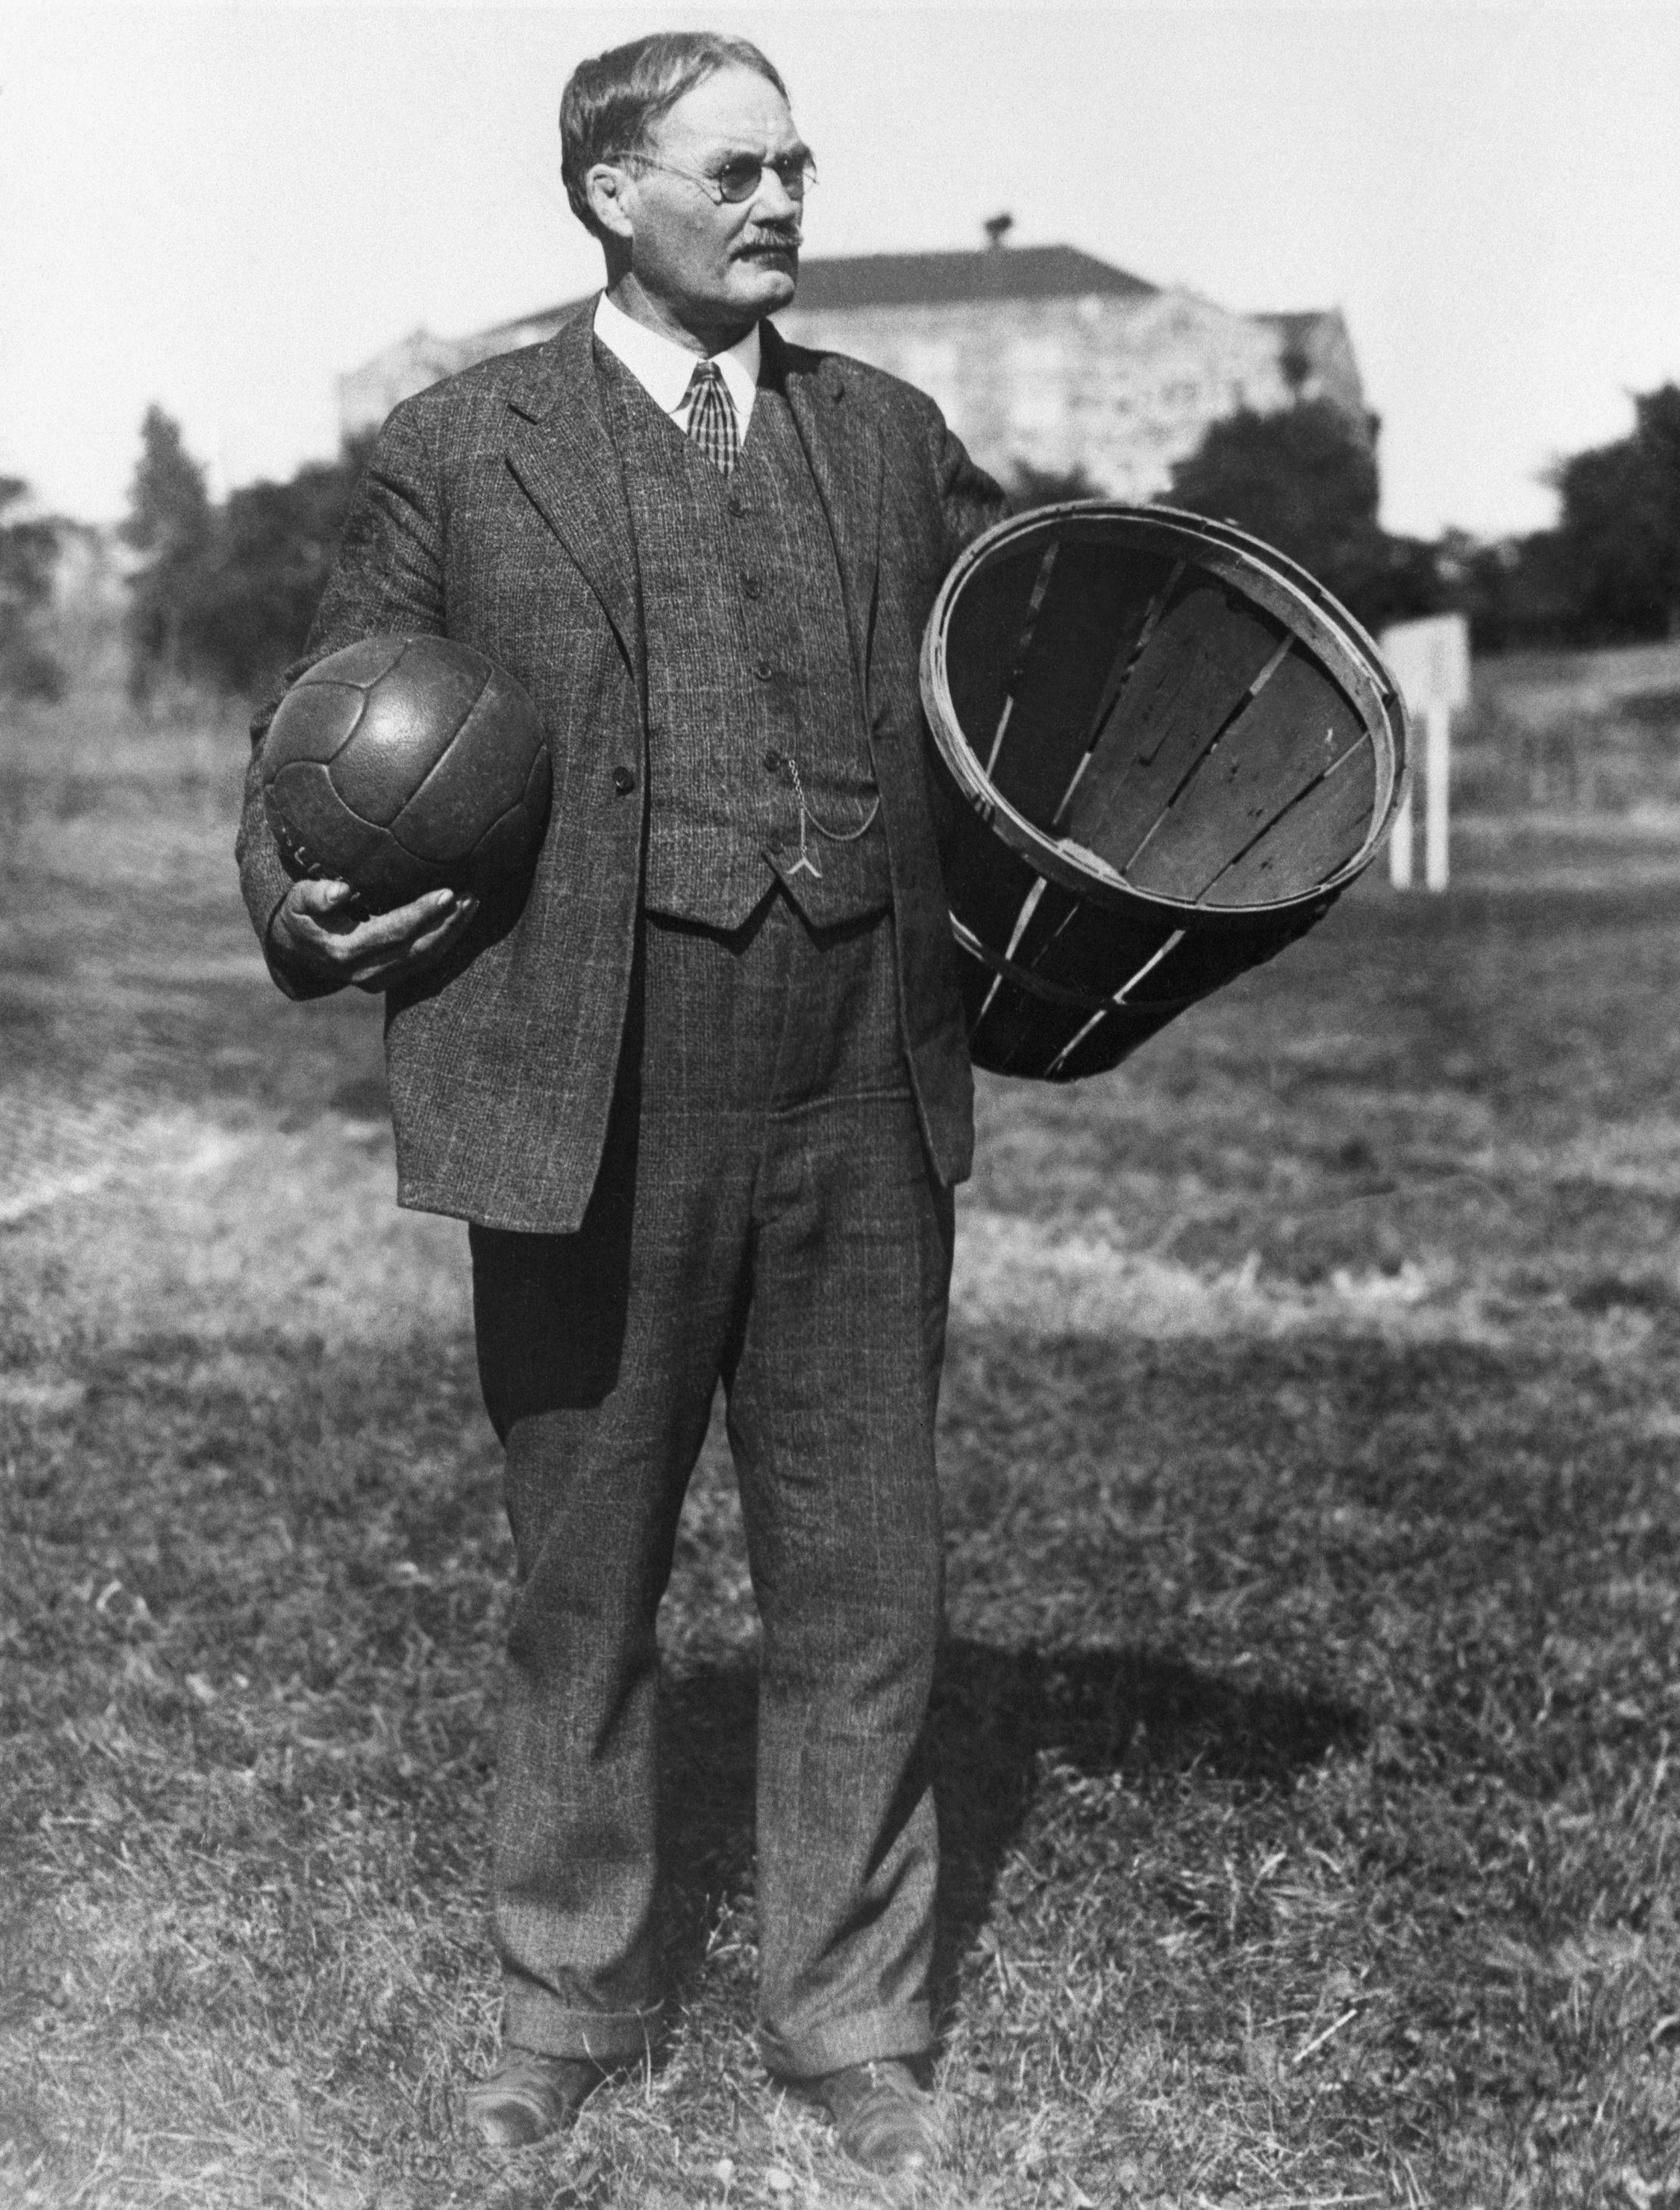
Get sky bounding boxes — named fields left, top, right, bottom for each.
left=2, top=0, right=1677, bottom=539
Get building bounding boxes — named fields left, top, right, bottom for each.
left=339, top=238, right=1366, bottom=502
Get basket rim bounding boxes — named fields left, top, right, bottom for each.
left=918, top=499, right=1413, bottom=921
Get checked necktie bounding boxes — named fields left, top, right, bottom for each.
left=684, top=358, right=739, bottom=477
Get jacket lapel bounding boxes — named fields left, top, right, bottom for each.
left=505, top=315, right=885, bottom=705
left=505, top=305, right=644, bottom=690
left=771, top=327, right=884, bottom=692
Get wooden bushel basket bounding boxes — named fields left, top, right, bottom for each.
left=919, top=502, right=1410, bottom=1080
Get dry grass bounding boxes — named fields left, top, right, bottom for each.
left=3, top=671, right=1680, bottom=2208
left=1454, top=639, right=1680, bottom=817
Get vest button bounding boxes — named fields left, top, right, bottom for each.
left=762, top=749, right=783, bottom=773
left=751, top=657, right=774, bottom=682
left=742, top=574, right=762, bottom=599
left=612, top=765, right=637, bottom=795
left=727, top=495, right=746, bottom=517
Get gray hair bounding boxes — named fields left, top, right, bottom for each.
left=559, top=32, right=789, bottom=238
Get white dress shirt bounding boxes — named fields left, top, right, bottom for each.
left=592, top=291, right=760, bottom=440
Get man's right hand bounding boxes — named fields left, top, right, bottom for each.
left=269, top=877, right=480, bottom=993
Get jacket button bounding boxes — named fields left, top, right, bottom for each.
left=743, top=574, right=762, bottom=599
left=612, top=765, right=637, bottom=794
left=727, top=495, right=745, bottom=517
left=752, top=657, right=773, bottom=682
left=762, top=749, right=783, bottom=773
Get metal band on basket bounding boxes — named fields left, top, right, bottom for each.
left=918, top=502, right=1410, bottom=1081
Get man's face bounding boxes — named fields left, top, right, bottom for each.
left=615, top=66, right=807, bottom=343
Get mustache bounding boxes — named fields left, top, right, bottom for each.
left=737, top=224, right=801, bottom=253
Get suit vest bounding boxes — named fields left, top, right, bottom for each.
left=596, top=346, right=892, bottom=929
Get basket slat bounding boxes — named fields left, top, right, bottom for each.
left=990, top=543, right=1167, bottom=828
left=1203, top=741, right=1377, bottom=906
left=1060, top=583, right=1282, bottom=869
left=1125, top=646, right=1368, bottom=898
left=943, top=546, right=1045, bottom=765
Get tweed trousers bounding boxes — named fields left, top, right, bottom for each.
left=469, top=889, right=955, bottom=2078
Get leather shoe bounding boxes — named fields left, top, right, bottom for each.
left=814, top=2058, right=946, bottom=2180
left=464, top=2047, right=605, bottom=2148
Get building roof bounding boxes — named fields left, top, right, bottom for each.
left=1253, top=310, right=1335, bottom=343
left=468, top=243, right=1159, bottom=346
left=786, top=245, right=1157, bottom=310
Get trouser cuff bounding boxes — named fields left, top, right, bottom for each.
left=758, top=1999, right=934, bottom=2082
left=502, top=1986, right=665, bottom=2064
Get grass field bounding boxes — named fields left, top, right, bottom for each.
left=2, top=675, right=1679, bottom=2210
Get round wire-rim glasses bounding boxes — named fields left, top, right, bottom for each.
left=629, top=150, right=818, bottom=205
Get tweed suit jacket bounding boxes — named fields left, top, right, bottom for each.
left=236, top=304, right=1007, bottom=1234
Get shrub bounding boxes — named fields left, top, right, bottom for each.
left=119, top=409, right=372, bottom=703
left=1550, top=383, right=1680, bottom=643
left=0, top=477, right=66, bottom=702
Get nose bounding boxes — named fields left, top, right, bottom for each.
left=752, top=165, right=800, bottom=221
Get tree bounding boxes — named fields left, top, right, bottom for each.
left=1164, top=398, right=1394, bottom=621
left=1550, top=383, right=1680, bottom=642
left=0, top=477, right=64, bottom=701
left=117, top=409, right=372, bottom=700
left=183, top=437, right=373, bottom=696
left=1006, top=460, right=1103, bottom=515
left=1434, top=527, right=1575, bottom=653
left=120, top=405, right=214, bottom=701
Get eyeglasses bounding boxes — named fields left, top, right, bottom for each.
left=630, top=151, right=817, bottom=205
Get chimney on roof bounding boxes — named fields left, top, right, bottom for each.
left=983, top=212, right=1014, bottom=252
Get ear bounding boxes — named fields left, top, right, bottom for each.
left=585, top=162, right=637, bottom=243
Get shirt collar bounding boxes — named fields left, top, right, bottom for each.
left=593, top=290, right=761, bottom=424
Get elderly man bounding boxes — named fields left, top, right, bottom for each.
left=236, top=30, right=1005, bottom=2181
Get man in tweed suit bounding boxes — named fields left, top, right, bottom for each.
left=236, top=30, right=1005, bottom=2180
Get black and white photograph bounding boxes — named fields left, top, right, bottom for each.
left=2, top=3, right=1678, bottom=2203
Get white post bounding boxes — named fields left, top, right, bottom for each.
left=1388, top=784, right=1415, bottom=888
left=1378, top=615, right=1469, bottom=897
left=1424, top=700, right=1451, bottom=891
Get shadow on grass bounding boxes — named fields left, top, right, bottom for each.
left=657, top=1640, right=1362, bottom=2022
left=928, top=1641, right=1362, bottom=2021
